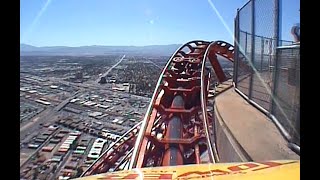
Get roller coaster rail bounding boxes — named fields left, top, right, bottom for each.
left=81, top=40, right=235, bottom=177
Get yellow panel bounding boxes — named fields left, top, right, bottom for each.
left=76, top=160, right=299, bottom=180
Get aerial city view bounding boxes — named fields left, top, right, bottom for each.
left=20, top=0, right=299, bottom=180
left=20, top=52, right=169, bottom=178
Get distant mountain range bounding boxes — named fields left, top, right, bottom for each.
left=20, top=43, right=182, bottom=56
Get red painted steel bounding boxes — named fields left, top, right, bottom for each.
left=81, top=40, right=234, bottom=177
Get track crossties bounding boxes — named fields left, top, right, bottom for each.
left=81, top=40, right=235, bottom=176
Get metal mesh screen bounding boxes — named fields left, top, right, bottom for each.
left=272, top=46, right=300, bottom=145
left=236, top=1, right=252, bottom=97
left=250, top=0, right=276, bottom=111
left=234, top=0, right=299, bottom=147
left=235, top=0, right=295, bottom=112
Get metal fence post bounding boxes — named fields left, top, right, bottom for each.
left=233, top=9, right=240, bottom=87
left=277, top=0, right=282, bottom=46
left=261, top=38, right=264, bottom=71
left=270, top=0, right=281, bottom=113
left=273, top=0, right=281, bottom=47
left=248, top=0, right=255, bottom=99
left=245, top=32, right=248, bottom=57
left=270, top=48, right=279, bottom=114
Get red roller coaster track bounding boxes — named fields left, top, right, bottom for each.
left=81, top=40, right=235, bottom=177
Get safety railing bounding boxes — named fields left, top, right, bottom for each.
left=233, top=0, right=299, bottom=153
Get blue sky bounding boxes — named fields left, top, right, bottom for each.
left=20, top=0, right=299, bottom=47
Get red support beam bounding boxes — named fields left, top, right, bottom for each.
left=82, top=40, right=235, bottom=177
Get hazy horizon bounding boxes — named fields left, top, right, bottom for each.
left=20, top=42, right=183, bottom=48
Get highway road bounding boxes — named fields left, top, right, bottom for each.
left=147, top=59, right=162, bottom=69
left=20, top=128, right=60, bottom=168
left=95, top=54, right=126, bottom=83
left=53, top=148, right=73, bottom=179
left=48, top=55, right=126, bottom=90
left=20, top=91, right=81, bottom=141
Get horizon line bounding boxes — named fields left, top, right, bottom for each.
left=20, top=43, right=184, bottom=48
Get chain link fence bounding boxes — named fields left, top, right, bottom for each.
left=234, top=0, right=300, bottom=148
left=235, top=1, right=252, bottom=97
left=272, top=46, right=300, bottom=146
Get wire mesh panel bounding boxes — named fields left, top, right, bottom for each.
left=235, top=0, right=295, bottom=111
left=250, top=0, right=276, bottom=111
left=234, top=0, right=300, bottom=149
left=236, top=1, right=253, bottom=97
left=272, top=46, right=300, bottom=146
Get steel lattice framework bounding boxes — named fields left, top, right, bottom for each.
left=82, top=40, right=234, bottom=177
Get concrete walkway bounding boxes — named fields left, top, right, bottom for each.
left=214, top=87, right=299, bottom=161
